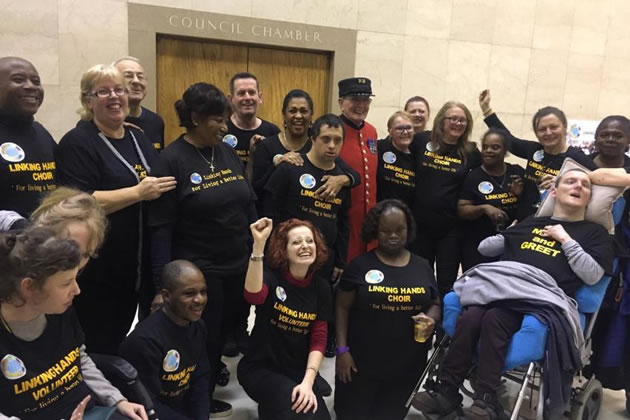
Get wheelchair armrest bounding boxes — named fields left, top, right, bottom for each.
left=89, top=353, right=138, bottom=383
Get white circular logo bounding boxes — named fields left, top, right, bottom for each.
left=365, top=270, right=384, bottom=284
left=163, top=349, right=180, bottom=372
left=478, top=181, right=494, bottom=194
left=1, top=354, right=26, bottom=380
left=222, top=134, right=238, bottom=148
left=0, top=142, right=25, bottom=163
left=383, top=151, right=397, bottom=164
left=533, top=149, right=544, bottom=162
left=190, top=172, right=202, bottom=185
left=299, top=174, right=316, bottom=189
left=426, top=141, right=437, bottom=152
left=276, top=286, right=287, bottom=302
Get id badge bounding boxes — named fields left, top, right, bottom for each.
left=367, top=138, right=377, bottom=154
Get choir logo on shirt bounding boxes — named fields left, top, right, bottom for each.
left=1, top=354, right=26, bottom=380
left=365, top=270, right=385, bottom=284
left=163, top=350, right=180, bottom=372
left=276, top=286, right=287, bottom=302
left=0, top=142, right=25, bottom=163
left=190, top=172, right=202, bottom=185
left=222, top=134, right=238, bottom=148
left=383, top=151, right=397, bottom=164
left=299, top=173, right=316, bottom=189
left=426, top=141, right=437, bottom=152
left=478, top=181, right=494, bottom=194
left=533, top=150, right=545, bottom=162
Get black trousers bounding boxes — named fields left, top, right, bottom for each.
left=413, top=224, right=462, bottom=297
left=334, top=371, right=418, bottom=420
left=440, top=305, right=523, bottom=396
left=201, top=270, right=247, bottom=401
left=237, top=360, right=330, bottom=420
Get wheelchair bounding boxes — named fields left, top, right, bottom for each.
left=407, top=200, right=625, bottom=420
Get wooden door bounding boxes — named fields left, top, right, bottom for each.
left=157, top=35, right=331, bottom=146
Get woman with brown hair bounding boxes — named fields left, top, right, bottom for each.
left=238, top=217, right=332, bottom=420
left=411, top=101, right=481, bottom=296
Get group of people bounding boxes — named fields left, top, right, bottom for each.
left=0, top=52, right=629, bottom=420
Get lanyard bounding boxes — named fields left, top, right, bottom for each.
left=97, top=130, right=151, bottom=182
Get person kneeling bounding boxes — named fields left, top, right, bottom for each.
left=119, top=260, right=210, bottom=420
left=413, top=169, right=614, bottom=420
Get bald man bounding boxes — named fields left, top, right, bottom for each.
left=113, top=57, right=165, bottom=152
left=119, top=260, right=211, bottom=420
left=0, top=57, right=57, bottom=219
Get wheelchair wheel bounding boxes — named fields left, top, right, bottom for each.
left=569, top=378, right=603, bottom=420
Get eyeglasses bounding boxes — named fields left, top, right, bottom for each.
left=393, top=125, right=413, bottom=133
left=445, top=116, right=468, bottom=125
left=345, top=96, right=372, bottom=104
left=90, top=87, right=128, bottom=98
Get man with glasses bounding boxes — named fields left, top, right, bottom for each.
left=337, top=77, right=378, bottom=262
left=114, top=57, right=165, bottom=152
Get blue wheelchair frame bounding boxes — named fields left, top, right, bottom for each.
left=408, top=198, right=625, bottom=419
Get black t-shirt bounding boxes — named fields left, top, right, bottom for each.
left=339, top=251, right=438, bottom=378
left=0, top=112, right=57, bottom=217
left=126, top=106, right=165, bottom=152
left=377, top=138, right=416, bottom=208
left=265, top=155, right=351, bottom=267
left=0, top=309, right=91, bottom=420
left=119, top=310, right=208, bottom=419
left=501, top=216, right=614, bottom=297
left=226, top=119, right=280, bottom=164
left=242, top=269, right=332, bottom=376
left=484, top=113, right=596, bottom=220
left=459, top=164, right=524, bottom=269
left=56, top=121, right=157, bottom=292
left=149, top=136, right=256, bottom=275
left=412, top=133, right=482, bottom=231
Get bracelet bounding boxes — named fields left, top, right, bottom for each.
left=483, top=108, right=494, bottom=118
left=335, top=346, right=350, bottom=356
left=250, top=253, right=264, bottom=261
left=306, top=366, right=318, bottom=374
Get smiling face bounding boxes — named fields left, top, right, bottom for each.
left=551, top=170, right=592, bottom=211
left=376, top=207, right=408, bottom=256
left=405, top=100, right=429, bottom=132
left=286, top=225, right=317, bottom=268
left=389, top=115, right=414, bottom=152
left=284, top=97, right=312, bottom=137
left=442, top=106, right=468, bottom=143
left=535, top=114, right=566, bottom=153
left=163, top=269, right=208, bottom=325
left=481, top=133, right=507, bottom=167
left=230, top=78, right=262, bottom=119
left=193, top=112, right=228, bottom=147
left=310, top=124, right=344, bottom=164
left=595, top=119, right=629, bottom=160
left=114, top=59, right=146, bottom=105
left=88, top=77, right=129, bottom=128
left=338, top=95, right=371, bottom=125
left=0, top=58, right=44, bottom=117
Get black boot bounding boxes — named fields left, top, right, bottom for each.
left=463, top=392, right=508, bottom=420
left=412, top=380, right=463, bottom=417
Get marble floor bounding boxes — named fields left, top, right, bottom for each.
left=214, top=353, right=629, bottom=420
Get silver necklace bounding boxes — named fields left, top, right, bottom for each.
left=187, top=137, right=215, bottom=172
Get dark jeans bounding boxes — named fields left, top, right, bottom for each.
left=334, top=371, right=418, bottom=420
left=440, top=305, right=523, bottom=396
left=238, top=360, right=330, bottom=420
left=413, top=224, right=462, bottom=297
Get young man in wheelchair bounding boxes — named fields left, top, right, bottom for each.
left=413, top=168, right=614, bottom=420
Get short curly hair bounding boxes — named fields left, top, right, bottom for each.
left=361, top=199, right=416, bottom=244
left=267, top=218, right=329, bottom=273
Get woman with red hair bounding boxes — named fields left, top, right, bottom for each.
left=238, top=217, right=332, bottom=420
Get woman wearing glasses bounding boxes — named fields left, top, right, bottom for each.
left=55, top=64, right=176, bottom=355
left=377, top=111, right=416, bottom=209
left=411, top=102, right=481, bottom=297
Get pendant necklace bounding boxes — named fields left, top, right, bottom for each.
left=187, top=136, right=215, bottom=172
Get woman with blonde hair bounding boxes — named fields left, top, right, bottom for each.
left=411, top=101, right=481, bottom=297
left=55, top=64, right=176, bottom=354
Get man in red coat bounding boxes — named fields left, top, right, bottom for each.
left=337, top=77, right=378, bottom=261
